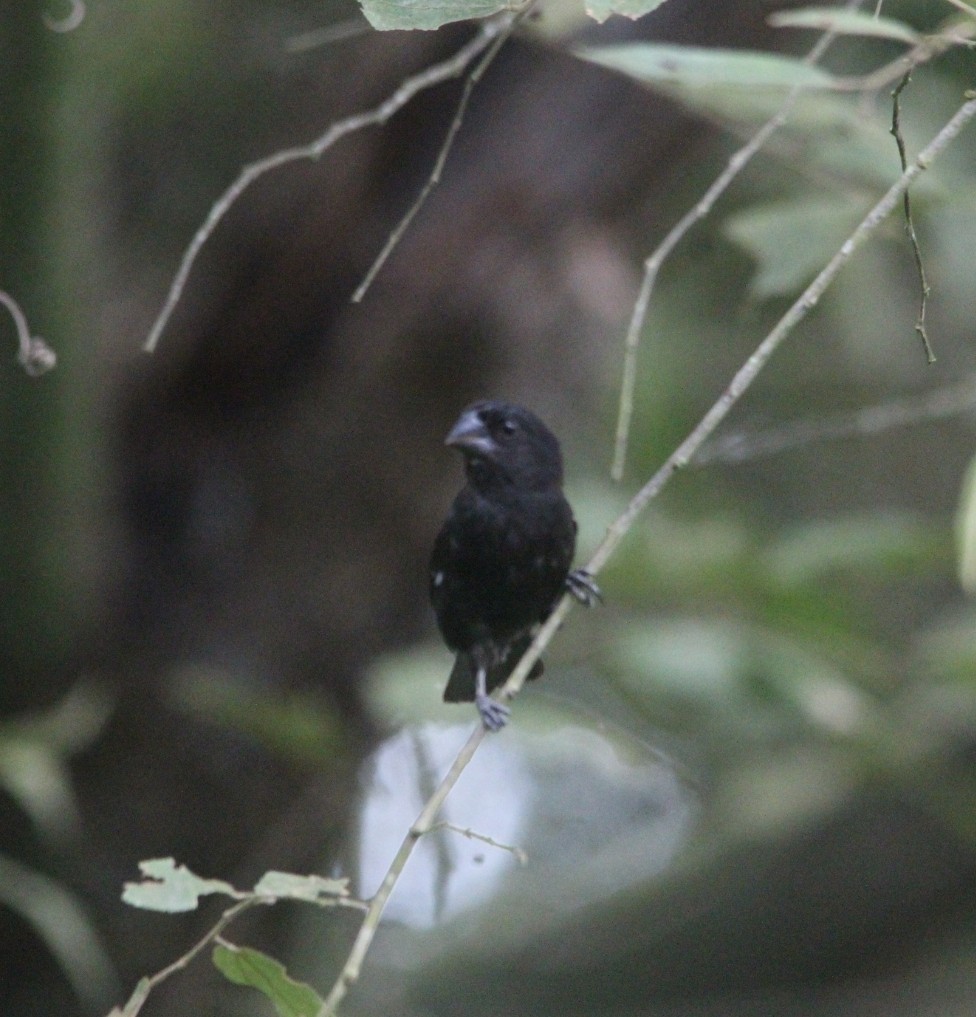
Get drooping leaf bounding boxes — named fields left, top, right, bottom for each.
left=122, top=858, right=237, bottom=913
left=578, top=43, right=838, bottom=89
left=768, top=6, right=921, bottom=46
left=0, top=680, right=113, bottom=840
left=212, top=944, right=324, bottom=1017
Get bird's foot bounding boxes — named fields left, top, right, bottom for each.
left=566, top=568, right=602, bottom=606
left=476, top=693, right=511, bottom=732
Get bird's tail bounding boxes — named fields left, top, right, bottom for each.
left=443, top=637, right=544, bottom=703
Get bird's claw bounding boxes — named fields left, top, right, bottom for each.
left=566, top=568, right=602, bottom=606
left=476, top=693, right=511, bottom=732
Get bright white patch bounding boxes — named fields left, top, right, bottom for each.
left=432, top=571, right=444, bottom=587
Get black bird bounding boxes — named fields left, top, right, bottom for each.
left=430, top=400, right=600, bottom=730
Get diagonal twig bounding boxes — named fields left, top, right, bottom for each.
left=610, top=0, right=863, bottom=481
left=695, top=375, right=976, bottom=466
left=352, top=12, right=519, bottom=302
left=143, top=13, right=517, bottom=353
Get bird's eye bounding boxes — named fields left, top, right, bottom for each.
left=500, top=418, right=518, bottom=436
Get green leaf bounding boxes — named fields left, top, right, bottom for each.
left=768, top=6, right=921, bottom=46
left=724, top=195, right=865, bottom=299
left=253, top=871, right=350, bottom=904
left=584, top=0, right=672, bottom=26
left=122, top=858, right=237, bottom=913
left=359, top=0, right=508, bottom=31
left=577, top=43, right=837, bottom=89
left=212, top=944, right=324, bottom=1017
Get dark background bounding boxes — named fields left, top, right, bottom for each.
left=2, top=0, right=976, bottom=1014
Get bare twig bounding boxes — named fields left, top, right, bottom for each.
left=696, top=375, right=976, bottom=466
left=317, top=725, right=487, bottom=1016
left=351, top=13, right=517, bottom=303
left=143, top=13, right=516, bottom=353
left=608, top=6, right=861, bottom=481
left=890, top=70, right=935, bottom=362
left=317, top=89, right=976, bottom=1017
left=431, top=821, right=529, bottom=864
left=111, top=899, right=260, bottom=1017
left=1, top=290, right=57, bottom=376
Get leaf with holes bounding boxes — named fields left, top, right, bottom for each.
left=122, top=858, right=238, bottom=913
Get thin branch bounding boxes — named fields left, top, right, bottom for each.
left=316, top=89, right=976, bottom=1017
left=828, top=23, right=976, bottom=96
left=143, top=13, right=516, bottom=353
left=0, top=290, right=57, bottom=376
left=611, top=0, right=874, bottom=481
left=352, top=13, right=518, bottom=303
left=890, top=70, right=935, bottom=363
left=111, top=899, right=260, bottom=1017
left=430, top=821, right=529, bottom=864
left=696, top=375, right=976, bottom=466
left=595, top=93, right=976, bottom=569
left=317, top=725, right=487, bottom=1017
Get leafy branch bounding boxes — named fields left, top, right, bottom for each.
left=604, top=0, right=862, bottom=480
left=111, top=859, right=363, bottom=1017
left=604, top=0, right=975, bottom=479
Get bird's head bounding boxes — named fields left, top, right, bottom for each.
left=445, top=400, right=564, bottom=491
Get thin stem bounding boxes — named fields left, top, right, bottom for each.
left=610, top=0, right=864, bottom=481
left=696, top=375, right=976, bottom=466
left=317, top=725, right=486, bottom=1016
left=890, top=69, right=935, bottom=363
left=115, top=899, right=260, bottom=1017
left=144, top=14, right=516, bottom=353
left=352, top=14, right=517, bottom=302
left=431, top=821, right=529, bottom=864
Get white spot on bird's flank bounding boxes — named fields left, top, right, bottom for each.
left=433, top=571, right=444, bottom=587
